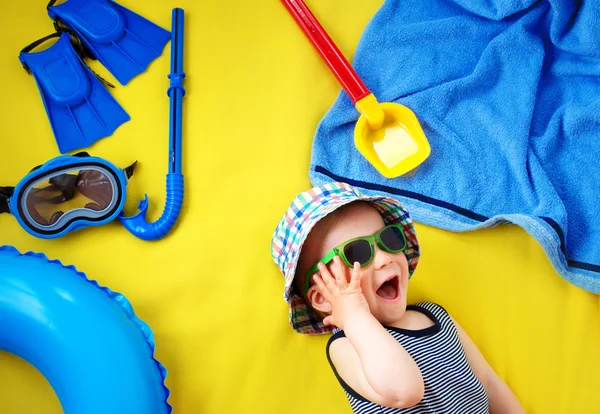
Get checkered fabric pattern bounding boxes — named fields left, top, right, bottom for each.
left=271, top=182, right=420, bottom=335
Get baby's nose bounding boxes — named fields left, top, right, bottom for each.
left=373, top=245, right=393, bottom=269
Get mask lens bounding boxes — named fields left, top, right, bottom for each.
left=25, top=168, right=115, bottom=226
left=379, top=225, right=406, bottom=252
left=343, top=239, right=372, bottom=266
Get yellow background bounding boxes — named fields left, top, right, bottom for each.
left=1, top=0, right=599, bottom=413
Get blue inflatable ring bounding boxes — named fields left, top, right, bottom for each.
left=0, top=246, right=171, bottom=413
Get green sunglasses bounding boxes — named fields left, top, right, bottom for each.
left=304, top=223, right=407, bottom=295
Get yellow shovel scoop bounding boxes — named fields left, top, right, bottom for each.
left=282, top=0, right=430, bottom=178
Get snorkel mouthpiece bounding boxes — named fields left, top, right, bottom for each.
left=120, top=174, right=184, bottom=240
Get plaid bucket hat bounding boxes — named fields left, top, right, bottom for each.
left=271, top=182, right=420, bottom=335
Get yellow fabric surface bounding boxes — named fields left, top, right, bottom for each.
left=0, top=1, right=599, bottom=413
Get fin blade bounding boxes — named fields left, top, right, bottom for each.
left=20, top=32, right=129, bottom=154
left=49, top=0, right=170, bottom=85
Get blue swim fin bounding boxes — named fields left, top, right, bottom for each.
left=19, top=32, right=130, bottom=154
left=48, top=0, right=170, bottom=85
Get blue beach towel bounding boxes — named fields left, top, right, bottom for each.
left=309, top=0, right=600, bottom=293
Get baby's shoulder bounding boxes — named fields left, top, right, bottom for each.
left=410, top=301, right=448, bottom=316
left=409, top=301, right=454, bottom=326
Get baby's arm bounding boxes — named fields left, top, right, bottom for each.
left=451, top=316, right=525, bottom=414
left=314, top=259, right=424, bottom=408
left=328, top=313, right=424, bottom=408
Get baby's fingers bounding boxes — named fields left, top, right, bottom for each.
left=312, top=274, right=332, bottom=301
left=317, top=262, right=337, bottom=291
left=331, top=256, right=348, bottom=288
left=348, top=262, right=362, bottom=289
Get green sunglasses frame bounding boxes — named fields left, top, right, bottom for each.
left=304, top=223, right=407, bottom=295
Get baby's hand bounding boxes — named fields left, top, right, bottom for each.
left=312, top=256, right=370, bottom=330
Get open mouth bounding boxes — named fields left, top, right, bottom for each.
left=376, top=275, right=400, bottom=302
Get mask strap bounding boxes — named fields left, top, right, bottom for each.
left=124, top=161, right=138, bottom=180
left=0, top=187, right=14, bottom=214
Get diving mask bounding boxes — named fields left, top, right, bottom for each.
left=1, top=152, right=135, bottom=239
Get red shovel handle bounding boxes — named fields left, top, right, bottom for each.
left=282, top=0, right=371, bottom=104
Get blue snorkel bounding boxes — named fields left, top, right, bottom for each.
left=120, top=8, right=186, bottom=241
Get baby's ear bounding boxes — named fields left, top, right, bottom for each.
left=307, top=285, right=332, bottom=314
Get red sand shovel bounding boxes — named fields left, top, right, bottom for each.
left=282, top=0, right=431, bottom=177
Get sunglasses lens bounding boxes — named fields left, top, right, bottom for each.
left=343, top=239, right=372, bottom=266
left=380, top=226, right=406, bottom=252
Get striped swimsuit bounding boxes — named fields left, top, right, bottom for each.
left=326, top=302, right=489, bottom=413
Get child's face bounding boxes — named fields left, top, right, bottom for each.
left=306, top=202, right=410, bottom=326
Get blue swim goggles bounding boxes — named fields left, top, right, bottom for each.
left=0, top=153, right=135, bottom=239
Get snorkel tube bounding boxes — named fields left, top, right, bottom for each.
left=120, top=8, right=186, bottom=241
